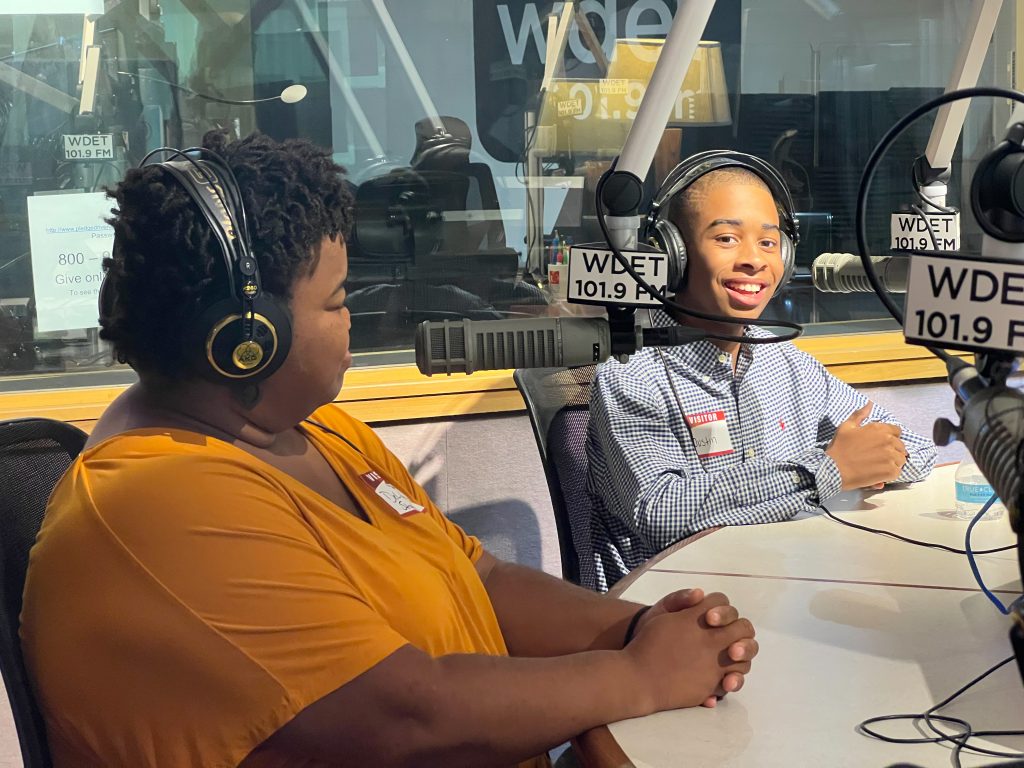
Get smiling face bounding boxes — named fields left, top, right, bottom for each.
left=669, top=169, right=785, bottom=322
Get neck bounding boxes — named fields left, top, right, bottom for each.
left=668, top=309, right=744, bottom=360
left=134, top=377, right=284, bottom=449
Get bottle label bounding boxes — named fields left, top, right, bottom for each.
left=955, top=481, right=1000, bottom=505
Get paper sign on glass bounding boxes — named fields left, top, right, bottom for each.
left=27, top=192, right=113, bottom=333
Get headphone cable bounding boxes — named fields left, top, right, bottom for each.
left=820, top=506, right=1015, bottom=556
left=858, top=654, right=1023, bottom=766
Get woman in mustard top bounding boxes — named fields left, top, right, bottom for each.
left=20, top=131, right=758, bottom=768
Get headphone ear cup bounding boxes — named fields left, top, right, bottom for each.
left=98, top=275, right=115, bottom=321
left=249, top=296, right=292, bottom=380
left=775, top=232, right=796, bottom=293
left=189, top=295, right=292, bottom=383
left=652, top=218, right=688, bottom=293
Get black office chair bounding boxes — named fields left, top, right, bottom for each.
left=409, top=115, right=511, bottom=258
left=0, top=418, right=87, bottom=768
left=514, top=366, right=597, bottom=588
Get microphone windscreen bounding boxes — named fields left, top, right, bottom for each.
left=415, top=317, right=611, bottom=375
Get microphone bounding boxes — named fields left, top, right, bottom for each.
left=811, top=252, right=909, bottom=293
left=414, top=316, right=705, bottom=376
left=956, top=376, right=1024, bottom=532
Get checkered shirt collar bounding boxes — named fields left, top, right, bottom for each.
left=645, top=308, right=773, bottom=370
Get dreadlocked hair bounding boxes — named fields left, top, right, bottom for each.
left=99, top=130, right=353, bottom=380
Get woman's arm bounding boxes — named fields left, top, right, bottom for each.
left=475, top=552, right=754, bottom=706
left=255, top=590, right=754, bottom=768
left=476, top=551, right=644, bottom=655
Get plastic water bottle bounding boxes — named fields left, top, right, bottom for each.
left=954, top=458, right=1006, bottom=521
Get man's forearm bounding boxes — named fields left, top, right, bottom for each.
left=629, top=460, right=820, bottom=550
left=480, top=557, right=645, bottom=656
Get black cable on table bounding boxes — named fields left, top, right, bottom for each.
left=844, top=496, right=1023, bottom=764
left=820, top=508, right=1014, bottom=556
left=859, top=655, right=1024, bottom=767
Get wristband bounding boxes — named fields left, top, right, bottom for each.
left=623, top=605, right=652, bottom=646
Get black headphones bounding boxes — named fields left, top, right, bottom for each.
left=101, top=147, right=292, bottom=383
left=644, top=150, right=800, bottom=294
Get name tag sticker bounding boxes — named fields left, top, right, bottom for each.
left=685, top=410, right=735, bottom=459
left=360, top=471, right=425, bottom=517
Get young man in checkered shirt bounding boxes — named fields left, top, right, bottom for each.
left=584, top=166, right=936, bottom=592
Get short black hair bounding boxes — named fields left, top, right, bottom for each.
left=667, top=166, right=772, bottom=243
left=100, top=131, right=353, bottom=380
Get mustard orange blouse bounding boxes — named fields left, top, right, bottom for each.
left=22, top=404, right=549, bottom=768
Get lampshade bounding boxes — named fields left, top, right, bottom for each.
left=534, top=38, right=730, bottom=155
left=607, top=38, right=731, bottom=127
left=535, top=79, right=634, bottom=155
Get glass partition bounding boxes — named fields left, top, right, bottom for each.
left=0, top=0, right=1017, bottom=386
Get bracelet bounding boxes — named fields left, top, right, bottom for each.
left=623, top=605, right=652, bottom=646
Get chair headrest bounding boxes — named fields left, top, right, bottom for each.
left=411, top=116, right=471, bottom=171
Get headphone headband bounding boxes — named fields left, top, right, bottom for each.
left=650, top=150, right=800, bottom=246
left=140, top=149, right=260, bottom=303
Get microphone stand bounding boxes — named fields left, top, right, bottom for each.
left=596, top=0, right=717, bottom=354
left=598, top=0, right=717, bottom=232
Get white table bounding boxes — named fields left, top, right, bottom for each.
left=643, top=464, right=1020, bottom=594
left=576, top=465, right=1024, bottom=768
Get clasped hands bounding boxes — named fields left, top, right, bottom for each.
left=626, top=588, right=758, bottom=711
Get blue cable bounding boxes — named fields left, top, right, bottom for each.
left=964, top=493, right=1018, bottom=615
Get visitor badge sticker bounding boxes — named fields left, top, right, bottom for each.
left=685, top=410, right=734, bottom=459
left=361, top=471, right=424, bottom=516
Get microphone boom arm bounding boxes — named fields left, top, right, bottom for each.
left=599, top=0, right=717, bottom=224
left=917, top=0, right=1003, bottom=187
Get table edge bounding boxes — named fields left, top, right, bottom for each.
left=574, top=527, right=720, bottom=767
left=608, top=527, right=721, bottom=599
left=577, top=461, right=964, bottom=768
